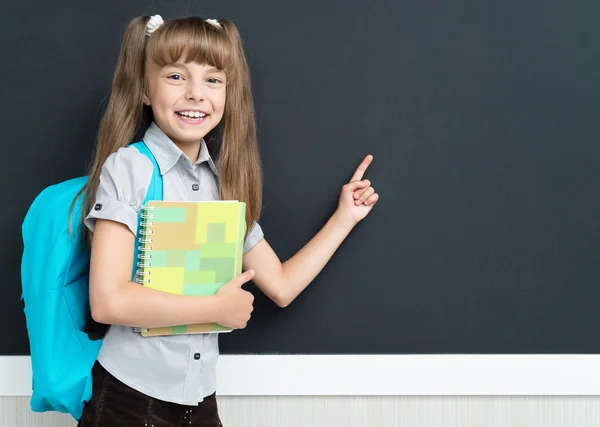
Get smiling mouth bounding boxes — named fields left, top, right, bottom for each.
left=176, top=111, right=208, bottom=119
left=175, top=111, right=210, bottom=125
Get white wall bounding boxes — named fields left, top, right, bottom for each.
left=2, top=396, right=600, bottom=427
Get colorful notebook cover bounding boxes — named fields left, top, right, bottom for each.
left=136, top=200, right=247, bottom=337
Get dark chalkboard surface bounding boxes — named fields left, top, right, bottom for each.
left=3, top=0, right=600, bottom=356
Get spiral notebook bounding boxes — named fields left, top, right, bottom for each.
left=135, top=200, right=247, bottom=337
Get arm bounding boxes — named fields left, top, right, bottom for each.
left=243, top=211, right=354, bottom=308
left=243, top=155, right=379, bottom=308
left=90, top=219, right=254, bottom=329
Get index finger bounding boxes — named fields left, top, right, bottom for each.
left=350, top=155, right=373, bottom=182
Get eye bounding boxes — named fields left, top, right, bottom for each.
left=207, top=78, right=223, bottom=84
left=167, top=74, right=184, bottom=81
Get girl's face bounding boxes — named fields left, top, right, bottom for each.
left=144, top=61, right=226, bottom=147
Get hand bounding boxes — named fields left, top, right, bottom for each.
left=215, top=269, right=255, bottom=329
left=336, top=155, right=379, bottom=226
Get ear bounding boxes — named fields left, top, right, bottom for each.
left=143, top=82, right=151, bottom=105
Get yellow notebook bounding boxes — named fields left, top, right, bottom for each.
left=136, top=200, right=247, bottom=337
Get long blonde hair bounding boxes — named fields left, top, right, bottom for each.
left=73, top=16, right=262, bottom=246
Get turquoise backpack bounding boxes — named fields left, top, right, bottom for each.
left=20, top=141, right=163, bottom=421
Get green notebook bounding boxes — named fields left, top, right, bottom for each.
left=136, top=200, right=247, bottom=337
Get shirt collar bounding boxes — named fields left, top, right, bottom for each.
left=195, top=138, right=220, bottom=176
left=142, top=121, right=219, bottom=176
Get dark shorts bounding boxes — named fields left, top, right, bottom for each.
left=77, top=362, right=223, bottom=427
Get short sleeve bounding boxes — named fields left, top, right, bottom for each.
left=243, top=221, right=264, bottom=254
left=84, top=146, right=153, bottom=235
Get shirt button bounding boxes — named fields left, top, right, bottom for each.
left=192, top=183, right=199, bottom=191
left=94, top=203, right=102, bottom=211
left=194, top=353, right=201, bottom=360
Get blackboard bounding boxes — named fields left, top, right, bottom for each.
left=3, top=0, right=600, bottom=357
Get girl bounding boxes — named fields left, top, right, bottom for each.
left=78, top=14, right=379, bottom=427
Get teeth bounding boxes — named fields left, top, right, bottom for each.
left=178, top=111, right=207, bottom=118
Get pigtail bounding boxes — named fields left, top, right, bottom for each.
left=71, top=16, right=150, bottom=245
left=217, top=19, right=263, bottom=238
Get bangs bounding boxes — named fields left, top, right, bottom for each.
left=146, top=17, right=234, bottom=74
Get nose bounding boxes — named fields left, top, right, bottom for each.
left=185, top=80, right=206, bottom=101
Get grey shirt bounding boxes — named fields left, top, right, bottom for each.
left=85, top=122, right=264, bottom=404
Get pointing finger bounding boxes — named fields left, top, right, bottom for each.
left=349, top=155, right=373, bottom=182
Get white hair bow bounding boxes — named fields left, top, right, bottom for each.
left=205, top=18, right=221, bottom=29
left=146, top=15, right=164, bottom=36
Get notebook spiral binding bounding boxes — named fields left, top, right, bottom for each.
left=136, top=205, right=155, bottom=285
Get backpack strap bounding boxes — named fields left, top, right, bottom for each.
left=131, top=141, right=164, bottom=202
left=130, top=141, right=163, bottom=281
